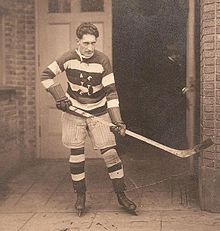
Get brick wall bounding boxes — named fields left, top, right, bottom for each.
left=0, top=0, right=36, bottom=179
left=200, top=0, right=220, bottom=212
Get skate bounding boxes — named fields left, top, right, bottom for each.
left=75, top=193, right=86, bottom=217
left=116, top=192, right=137, bottom=215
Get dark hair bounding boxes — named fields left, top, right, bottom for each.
left=76, top=22, right=99, bottom=39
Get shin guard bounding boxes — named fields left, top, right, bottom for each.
left=101, top=146, right=126, bottom=192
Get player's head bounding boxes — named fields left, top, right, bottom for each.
left=76, top=22, right=99, bottom=59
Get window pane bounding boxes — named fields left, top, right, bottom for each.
left=48, top=0, right=71, bottom=13
left=81, top=0, right=104, bottom=12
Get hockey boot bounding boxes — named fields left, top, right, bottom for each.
left=75, top=193, right=86, bottom=217
left=116, top=192, right=137, bottom=215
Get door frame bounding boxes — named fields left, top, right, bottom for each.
left=35, top=0, right=113, bottom=158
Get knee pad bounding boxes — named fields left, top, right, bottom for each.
left=101, top=147, right=121, bottom=168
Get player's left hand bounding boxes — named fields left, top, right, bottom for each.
left=110, top=122, right=126, bottom=136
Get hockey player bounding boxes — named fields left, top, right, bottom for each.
left=40, top=22, right=136, bottom=216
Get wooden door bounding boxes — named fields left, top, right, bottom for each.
left=37, top=0, right=112, bottom=158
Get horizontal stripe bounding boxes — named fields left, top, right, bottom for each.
left=67, top=93, right=107, bottom=110
left=102, top=73, right=115, bottom=87
left=106, top=92, right=118, bottom=102
left=41, top=79, right=55, bottom=89
left=68, top=81, right=103, bottom=94
left=69, top=154, right=85, bottom=163
left=65, top=69, right=102, bottom=86
left=71, top=172, right=85, bottom=181
left=109, top=168, right=124, bottom=179
left=71, top=147, right=84, bottom=155
left=108, top=162, right=122, bottom=173
left=64, top=59, right=104, bottom=73
left=107, top=99, right=119, bottom=108
left=83, top=104, right=107, bottom=116
left=67, top=83, right=105, bottom=100
left=70, top=165, right=85, bottom=175
left=70, top=161, right=85, bottom=167
left=104, top=83, right=117, bottom=95
left=67, top=89, right=105, bottom=105
left=41, top=67, right=56, bottom=81
left=100, top=146, right=117, bottom=154
left=48, top=61, right=62, bottom=76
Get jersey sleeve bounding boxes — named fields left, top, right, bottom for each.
left=101, top=56, right=119, bottom=109
left=40, top=51, right=70, bottom=89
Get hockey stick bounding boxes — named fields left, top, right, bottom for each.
left=68, top=106, right=213, bottom=158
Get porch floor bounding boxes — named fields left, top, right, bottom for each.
left=0, top=142, right=220, bottom=231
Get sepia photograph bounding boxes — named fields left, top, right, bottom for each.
left=0, top=0, right=219, bottom=230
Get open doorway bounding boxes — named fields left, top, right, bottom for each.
left=112, top=0, right=188, bottom=150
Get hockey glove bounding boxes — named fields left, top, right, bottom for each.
left=56, top=98, right=72, bottom=112
left=47, top=83, right=72, bottom=112
left=108, top=107, right=126, bottom=137
left=110, top=122, right=126, bottom=136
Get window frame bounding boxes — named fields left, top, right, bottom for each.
left=48, top=0, right=71, bottom=13
left=81, top=0, right=104, bottom=12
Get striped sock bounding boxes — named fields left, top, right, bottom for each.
left=69, top=147, right=86, bottom=193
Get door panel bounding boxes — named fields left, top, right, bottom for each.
left=47, top=24, right=71, bottom=56
left=93, top=23, right=104, bottom=51
left=37, top=0, right=112, bottom=158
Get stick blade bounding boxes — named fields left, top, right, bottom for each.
left=178, top=138, right=214, bottom=158
left=193, top=138, right=214, bottom=153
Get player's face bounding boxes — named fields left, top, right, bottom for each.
left=77, top=34, right=97, bottom=58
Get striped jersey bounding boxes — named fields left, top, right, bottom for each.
left=41, top=49, right=119, bottom=116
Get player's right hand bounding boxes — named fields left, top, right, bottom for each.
left=56, top=97, right=72, bottom=112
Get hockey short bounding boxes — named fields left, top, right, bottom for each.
left=61, top=112, right=116, bottom=149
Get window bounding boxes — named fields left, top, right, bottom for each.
left=48, top=0, right=71, bottom=13
left=81, top=0, right=104, bottom=12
